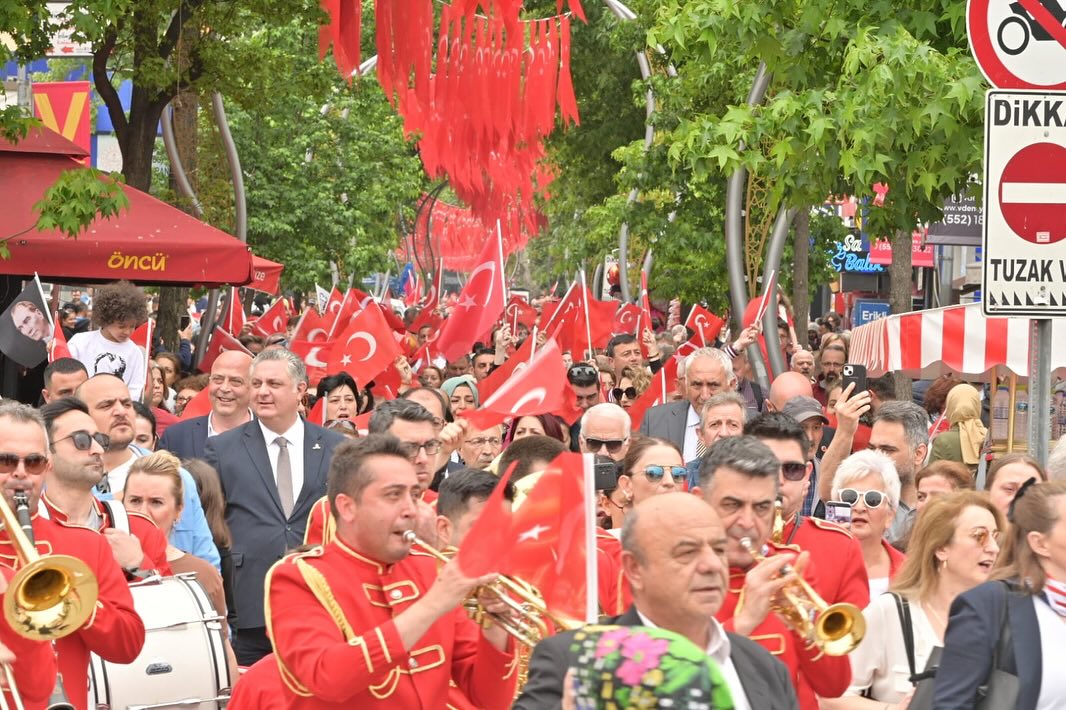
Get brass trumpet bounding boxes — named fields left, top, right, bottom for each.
left=739, top=536, right=865, bottom=656
left=402, top=531, right=581, bottom=648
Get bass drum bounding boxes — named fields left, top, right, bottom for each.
left=91, top=574, right=231, bottom=709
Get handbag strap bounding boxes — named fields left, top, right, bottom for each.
left=989, top=582, right=1015, bottom=673
left=891, top=592, right=918, bottom=680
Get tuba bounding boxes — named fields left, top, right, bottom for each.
left=0, top=493, right=97, bottom=710
left=739, top=535, right=864, bottom=656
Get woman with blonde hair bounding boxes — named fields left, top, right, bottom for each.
left=824, top=491, right=1004, bottom=708
left=122, top=451, right=239, bottom=679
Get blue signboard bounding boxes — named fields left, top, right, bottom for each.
left=853, top=300, right=891, bottom=327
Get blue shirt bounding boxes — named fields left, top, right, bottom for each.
left=96, top=445, right=221, bottom=570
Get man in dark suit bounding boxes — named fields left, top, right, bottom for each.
left=514, top=492, right=798, bottom=709
left=205, top=349, right=344, bottom=666
left=158, top=350, right=253, bottom=460
left=639, top=347, right=737, bottom=460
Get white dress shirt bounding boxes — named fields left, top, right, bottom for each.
left=1035, top=596, right=1066, bottom=709
left=207, top=409, right=253, bottom=438
left=845, top=593, right=940, bottom=702
left=636, top=609, right=753, bottom=710
left=259, top=418, right=305, bottom=504
left=682, top=404, right=701, bottom=462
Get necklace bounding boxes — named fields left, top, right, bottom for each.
left=922, top=600, right=947, bottom=634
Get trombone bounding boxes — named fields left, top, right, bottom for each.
left=402, top=531, right=581, bottom=648
left=739, top=536, right=865, bottom=656
left=0, top=492, right=98, bottom=710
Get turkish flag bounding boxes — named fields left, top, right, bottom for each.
left=322, top=287, right=346, bottom=333
left=634, top=271, right=654, bottom=357
left=434, top=231, right=507, bottom=362
left=131, top=319, right=154, bottom=395
left=504, top=296, right=537, bottom=330
left=453, top=463, right=517, bottom=578
left=291, top=308, right=329, bottom=344
left=476, top=328, right=536, bottom=401
left=460, top=338, right=581, bottom=431
left=198, top=327, right=251, bottom=373
left=289, top=337, right=335, bottom=386
left=250, top=299, right=289, bottom=339
left=220, top=286, right=246, bottom=335
left=179, top=386, right=212, bottom=420
left=504, top=452, right=595, bottom=623
left=326, top=305, right=402, bottom=381
left=685, top=304, right=725, bottom=346
left=627, top=355, right=679, bottom=430
left=546, top=286, right=614, bottom=360
left=49, top=312, right=71, bottom=362
left=410, top=264, right=444, bottom=333
left=308, top=396, right=325, bottom=425
left=613, top=303, right=641, bottom=335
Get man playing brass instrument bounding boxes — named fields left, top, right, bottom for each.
left=266, top=435, right=517, bottom=708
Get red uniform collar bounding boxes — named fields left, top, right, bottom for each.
left=40, top=492, right=105, bottom=529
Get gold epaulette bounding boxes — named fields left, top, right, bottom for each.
left=807, top=517, right=856, bottom=539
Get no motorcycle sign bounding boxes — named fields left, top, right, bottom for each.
left=968, top=0, right=1066, bottom=90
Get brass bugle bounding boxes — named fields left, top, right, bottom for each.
left=2, top=492, right=98, bottom=640
left=740, top=536, right=865, bottom=656
left=401, top=531, right=580, bottom=647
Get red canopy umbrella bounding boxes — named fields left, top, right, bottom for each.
left=250, top=255, right=284, bottom=295
left=0, top=134, right=254, bottom=287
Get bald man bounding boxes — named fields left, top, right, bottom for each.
left=515, top=493, right=798, bottom=710
left=158, top=350, right=254, bottom=460
left=766, top=371, right=815, bottom=412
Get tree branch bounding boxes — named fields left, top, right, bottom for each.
left=158, top=0, right=206, bottom=61
left=92, top=29, right=127, bottom=147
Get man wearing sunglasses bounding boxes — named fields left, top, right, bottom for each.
left=743, top=413, right=870, bottom=614
left=567, top=363, right=603, bottom=451
left=40, top=398, right=172, bottom=579
left=0, top=401, right=146, bottom=710
left=692, top=436, right=851, bottom=709
left=579, top=403, right=631, bottom=462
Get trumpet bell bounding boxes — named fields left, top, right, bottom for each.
left=817, top=602, right=866, bottom=657
left=5, top=554, right=99, bottom=640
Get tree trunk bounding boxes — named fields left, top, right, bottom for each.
left=793, top=209, right=810, bottom=343
left=888, top=228, right=914, bottom=401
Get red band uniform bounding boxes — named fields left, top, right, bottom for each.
left=0, top=566, right=58, bottom=710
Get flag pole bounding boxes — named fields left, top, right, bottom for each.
left=582, top=453, right=599, bottom=624
left=529, top=326, right=538, bottom=363
left=497, top=221, right=508, bottom=305
left=542, top=280, right=576, bottom=332
left=579, top=270, right=593, bottom=361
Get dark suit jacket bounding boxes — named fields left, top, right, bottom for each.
left=513, top=607, right=798, bottom=710
left=637, top=400, right=692, bottom=451
left=933, top=579, right=1040, bottom=710
left=157, top=414, right=209, bottom=461
left=204, top=419, right=344, bottom=630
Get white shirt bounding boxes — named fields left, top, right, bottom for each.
left=635, top=609, right=753, bottom=710
left=207, top=409, right=253, bottom=438
left=104, top=450, right=137, bottom=493
left=259, top=418, right=305, bottom=504
left=67, top=329, right=147, bottom=401
left=1035, top=596, right=1066, bottom=709
left=682, top=404, right=701, bottom=462
left=844, top=593, right=941, bottom=702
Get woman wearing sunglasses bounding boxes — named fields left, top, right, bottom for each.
left=832, top=450, right=907, bottom=598
left=823, top=491, right=1003, bottom=709
left=614, top=437, right=685, bottom=528
left=608, top=366, right=649, bottom=410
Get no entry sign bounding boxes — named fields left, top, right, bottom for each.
left=968, top=0, right=1066, bottom=90
left=983, top=90, right=1066, bottom=315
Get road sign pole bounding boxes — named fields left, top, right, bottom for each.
left=1028, top=318, right=1052, bottom=463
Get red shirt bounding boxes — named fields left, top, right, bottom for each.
left=777, top=515, right=870, bottom=610
left=41, top=494, right=173, bottom=576
left=267, top=537, right=516, bottom=708
left=0, top=515, right=145, bottom=710
left=0, top=566, right=58, bottom=710
left=227, top=655, right=287, bottom=710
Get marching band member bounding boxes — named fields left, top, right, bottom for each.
left=39, top=398, right=172, bottom=579
left=266, top=435, right=516, bottom=708
left=745, top=413, right=870, bottom=609
left=0, top=566, right=59, bottom=709
left=691, top=436, right=851, bottom=710
left=0, top=402, right=144, bottom=710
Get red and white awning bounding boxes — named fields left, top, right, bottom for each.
left=849, top=303, right=1066, bottom=378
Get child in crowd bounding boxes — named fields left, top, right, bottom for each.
left=67, top=280, right=147, bottom=400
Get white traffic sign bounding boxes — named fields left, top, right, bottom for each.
left=968, top=0, right=1066, bottom=90
left=46, top=3, right=93, bottom=58
left=983, top=90, right=1066, bottom=315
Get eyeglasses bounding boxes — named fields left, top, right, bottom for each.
left=0, top=453, right=49, bottom=475
left=584, top=437, right=628, bottom=455
left=175, top=394, right=195, bottom=405
left=839, top=488, right=886, bottom=509
left=640, top=465, right=686, bottom=482
left=611, top=387, right=638, bottom=401
left=324, top=419, right=358, bottom=435
left=567, top=364, right=599, bottom=386
left=467, top=437, right=502, bottom=449
left=51, top=430, right=110, bottom=452
left=780, top=461, right=808, bottom=481
left=970, top=527, right=1002, bottom=548
left=399, top=440, right=442, bottom=459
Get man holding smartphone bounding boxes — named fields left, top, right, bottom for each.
left=743, top=413, right=870, bottom=615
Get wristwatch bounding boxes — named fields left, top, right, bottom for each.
left=124, top=566, right=158, bottom=581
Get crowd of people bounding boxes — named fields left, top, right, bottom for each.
left=1, top=277, right=1064, bottom=710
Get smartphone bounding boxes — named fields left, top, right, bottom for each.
left=841, top=363, right=867, bottom=394
left=179, top=314, right=192, bottom=331
left=824, top=500, right=852, bottom=527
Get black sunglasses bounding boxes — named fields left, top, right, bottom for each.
left=612, top=387, right=638, bottom=401
left=780, top=461, right=807, bottom=481
left=0, top=453, right=48, bottom=475
left=585, top=437, right=627, bottom=455
left=839, top=488, right=886, bottom=509
left=568, top=364, right=599, bottom=385
left=641, top=464, right=686, bottom=482
left=52, top=430, right=110, bottom=452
